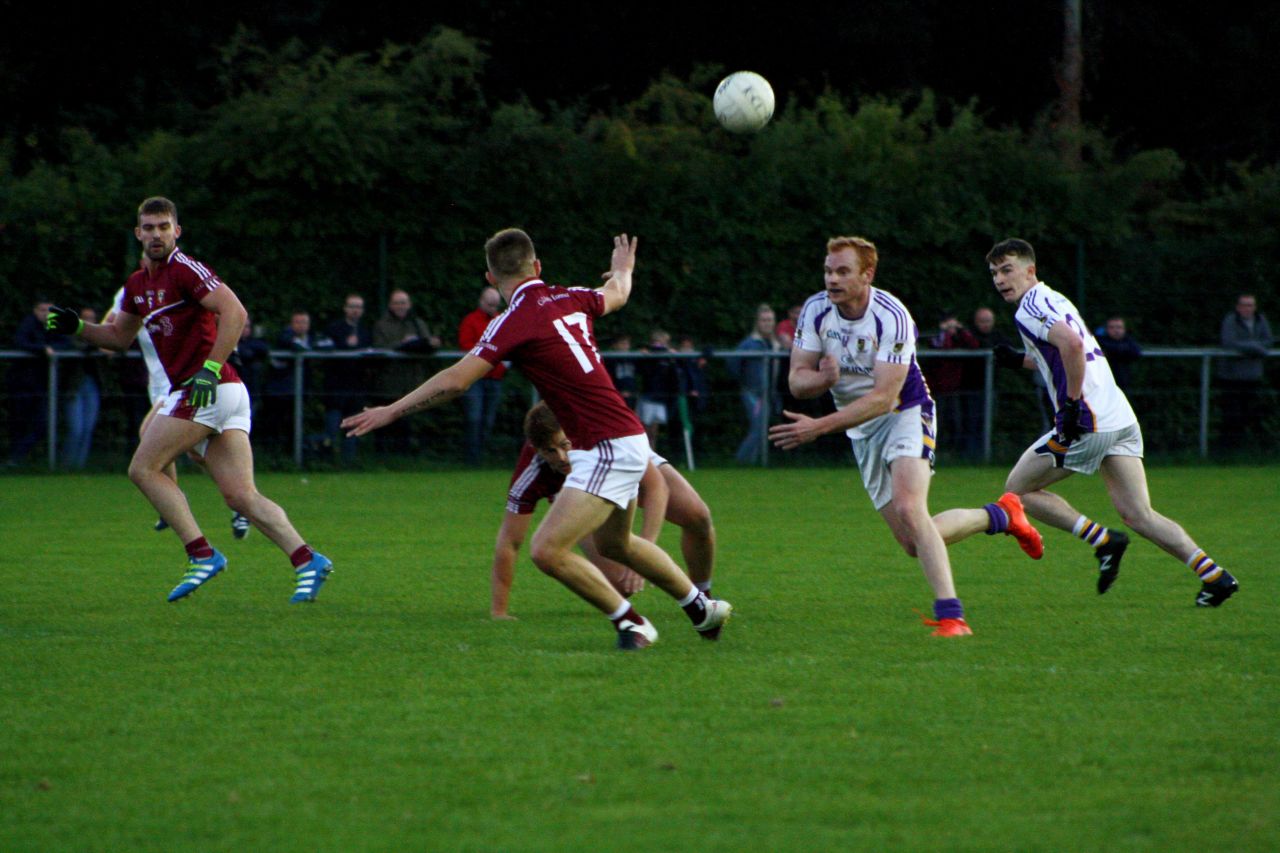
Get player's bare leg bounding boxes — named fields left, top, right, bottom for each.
left=200, top=430, right=303, bottom=554
left=660, top=465, right=716, bottom=589
left=580, top=536, right=645, bottom=597
left=138, top=401, right=179, bottom=530
left=202, top=429, right=333, bottom=602
left=1007, top=446, right=1136, bottom=595
left=1096, top=455, right=1195, bottom=556
left=128, top=414, right=213, bottom=543
left=933, top=495, right=1042, bottom=558
left=528, top=488, right=633, bottom=613
left=592, top=503, right=695, bottom=599
left=1005, top=447, right=1081, bottom=532
left=879, top=460, right=956, bottom=599
left=593, top=500, right=730, bottom=640
left=879, top=457, right=970, bottom=635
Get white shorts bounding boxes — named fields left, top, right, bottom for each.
left=564, top=433, right=651, bottom=510
left=147, top=376, right=172, bottom=406
left=1031, top=422, right=1143, bottom=475
left=637, top=398, right=668, bottom=425
left=157, top=382, right=252, bottom=436
left=851, top=405, right=937, bottom=510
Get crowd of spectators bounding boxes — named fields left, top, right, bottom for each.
left=4, top=289, right=1274, bottom=468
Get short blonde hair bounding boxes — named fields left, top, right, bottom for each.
left=826, top=236, right=878, bottom=273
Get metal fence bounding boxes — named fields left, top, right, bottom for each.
left=1, top=348, right=1275, bottom=470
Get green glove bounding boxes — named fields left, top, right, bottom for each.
left=183, top=360, right=221, bottom=408
left=46, top=306, right=83, bottom=336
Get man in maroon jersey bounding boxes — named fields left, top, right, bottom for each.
left=46, top=197, right=332, bottom=604
left=343, top=228, right=730, bottom=649
left=490, top=401, right=719, bottom=620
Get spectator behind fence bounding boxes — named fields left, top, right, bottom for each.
left=605, top=334, right=638, bottom=408
left=675, top=334, right=710, bottom=416
left=637, top=329, right=678, bottom=452
left=1096, top=316, right=1142, bottom=393
left=457, top=286, right=507, bottom=465
left=373, top=289, right=440, bottom=453
left=7, top=296, right=54, bottom=466
left=921, top=309, right=980, bottom=457
left=323, top=293, right=373, bottom=463
left=61, top=307, right=104, bottom=469
left=261, top=310, right=332, bottom=451
left=774, top=302, right=802, bottom=349
left=727, top=303, right=781, bottom=464
left=1217, top=293, right=1274, bottom=451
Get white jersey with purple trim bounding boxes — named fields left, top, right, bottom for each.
left=1014, top=281, right=1136, bottom=433
left=112, top=286, right=169, bottom=403
left=793, top=287, right=933, bottom=440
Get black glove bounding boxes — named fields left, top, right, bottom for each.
left=993, top=342, right=1025, bottom=370
left=183, top=360, right=221, bottom=408
left=1058, top=397, right=1084, bottom=443
left=46, top=306, right=83, bottom=336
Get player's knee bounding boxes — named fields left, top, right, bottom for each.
left=1116, top=504, right=1150, bottom=530
left=682, top=510, right=714, bottom=540
left=528, top=541, right=564, bottom=576
left=221, top=488, right=256, bottom=516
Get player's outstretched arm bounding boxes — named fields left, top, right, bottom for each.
left=343, top=354, right=492, bottom=436
left=51, top=306, right=144, bottom=352
left=636, top=462, right=669, bottom=543
left=491, top=510, right=533, bottom=619
left=598, top=234, right=638, bottom=315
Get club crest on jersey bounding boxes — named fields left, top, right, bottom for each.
left=856, top=338, right=867, bottom=353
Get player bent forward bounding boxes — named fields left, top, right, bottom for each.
left=769, top=235, right=1044, bottom=636
left=492, top=401, right=717, bottom=620
left=46, top=196, right=331, bottom=603
left=986, top=238, right=1239, bottom=606
left=344, top=228, right=729, bottom=649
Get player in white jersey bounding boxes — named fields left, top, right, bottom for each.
left=105, top=288, right=251, bottom=540
left=987, top=238, right=1239, bottom=606
left=769, top=236, right=1046, bottom=637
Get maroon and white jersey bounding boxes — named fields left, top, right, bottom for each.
left=470, top=278, right=644, bottom=449
left=506, top=441, right=565, bottom=514
left=120, top=248, right=242, bottom=391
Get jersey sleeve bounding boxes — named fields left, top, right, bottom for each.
left=568, top=287, right=606, bottom=319
left=176, top=258, right=225, bottom=302
left=470, top=311, right=522, bottom=365
left=1015, top=288, right=1063, bottom=343
left=875, top=297, right=918, bottom=365
left=793, top=297, right=825, bottom=353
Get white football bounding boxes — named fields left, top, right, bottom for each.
left=713, top=71, right=776, bottom=133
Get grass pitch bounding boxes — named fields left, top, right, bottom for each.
left=1, top=465, right=1277, bottom=851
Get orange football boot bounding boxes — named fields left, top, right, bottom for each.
left=996, top=492, right=1044, bottom=560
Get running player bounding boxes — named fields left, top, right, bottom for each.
left=47, top=196, right=330, bottom=603
left=105, top=285, right=251, bottom=540
left=986, top=238, right=1239, bottom=606
left=343, top=229, right=729, bottom=649
left=491, top=401, right=717, bottom=619
left=769, top=236, right=1044, bottom=637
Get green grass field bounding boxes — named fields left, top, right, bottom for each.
left=2, top=465, right=1277, bottom=851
